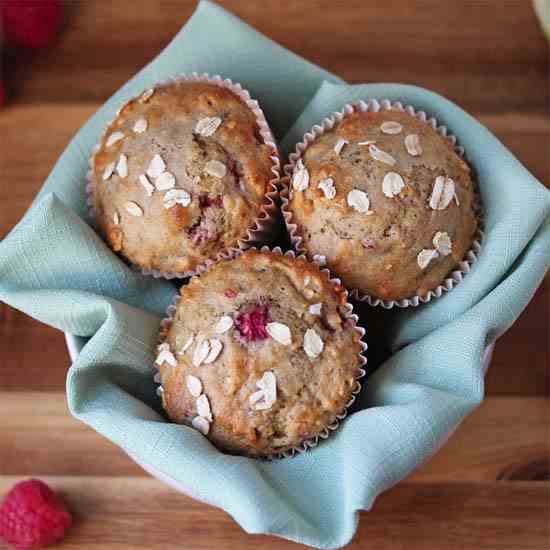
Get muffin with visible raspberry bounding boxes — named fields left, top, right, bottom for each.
left=283, top=102, right=478, bottom=304
left=89, top=76, right=279, bottom=276
left=154, top=248, right=366, bottom=458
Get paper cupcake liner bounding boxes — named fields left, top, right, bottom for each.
left=281, top=98, right=484, bottom=309
left=154, top=245, right=367, bottom=460
left=86, top=73, right=281, bottom=279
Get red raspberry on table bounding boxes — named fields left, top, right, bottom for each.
left=1, top=0, right=63, bottom=50
left=0, top=479, right=72, bottom=549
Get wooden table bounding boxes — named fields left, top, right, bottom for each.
left=1, top=1, right=548, bottom=548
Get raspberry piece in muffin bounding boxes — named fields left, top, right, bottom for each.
left=91, top=79, right=279, bottom=275
left=234, top=304, right=270, bottom=342
left=155, top=249, right=365, bottom=457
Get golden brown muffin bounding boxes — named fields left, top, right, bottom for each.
left=154, top=249, right=365, bottom=457
left=284, top=108, right=478, bottom=302
left=91, top=80, right=278, bottom=275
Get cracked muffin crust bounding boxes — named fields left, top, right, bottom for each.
left=285, top=108, right=478, bottom=302
left=155, top=249, right=364, bottom=457
left=91, top=80, right=278, bottom=275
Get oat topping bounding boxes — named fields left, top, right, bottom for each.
left=308, top=303, right=322, bottom=316
left=250, top=394, right=273, bottom=411
left=195, top=116, right=222, bottom=137
left=249, top=371, right=277, bottom=411
left=155, top=344, right=177, bottom=367
left=258, top=370, right=277, bottom=402
left=102, top=162, right=116, bottom=181
left=292, top=160, right=310, bottom=191
left=205, top=160, right=227, bottom=179
left=146, top=154, right=166, bottom=179
left=113, top=211, right=120, bottom=225
left=313, top=254, right=327, bottom=266
left=193, top=338, right=210, bottom=366
left=191, top=416, right=210, bottom=435
left=303, top=328, right=324, bottom=359
left=318, top=177, right=336, bottom=199
left=116, top=154, right=128, bottom=178
left=204, top=339, right=223, bottom=364
left=163, top=189, right=191, bottom=209
left=139, top=88, right=154, bottom=103
left=382, top=172, right=405, bottom=198
left=347, top=189, right=373, bottom=214
left=106, top=131, right=124, bottom=148
left=266, top=322, right=292, bottom=345
left=196, top=394, right=213, bottom=421
left=420, top=232, right=453, bottom=270
left=139, top=174, right=155, bottom=196
left=133, top=118, right=148, bottom=133
left=429, top=176, right=456, bottom=210
left=380, top=121, right=403, bottom=134
left=334, top=138, right=348, bottom=155
left=417, top=248, right=439, bottom=270
left=249, top=390, right=266, bottom=406
left=404, top=133, right=422, bottom=156
left=124, top=201, right=143, bottom=217
left=186, top=375, right=203, bottom=397
left=155, top=171, right=176, bottom=191
left=368, top=144, right=396, bottom=166
left=214, top=316, right=234, bottom=334
left=433, top=231, right=452, bottom=256
left=180, top=334, right=195, bottom=353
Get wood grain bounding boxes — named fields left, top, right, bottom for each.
left=0, top=103, right=97, bottom=240
left=487, top=277, right=549, bottom=397
left=1, top=393, right=548, bottom=482
left=4, top=1, right=548, bottom=117
left=0, top=475, right=548, bottom=550
left=0, top=304, right=69, bottom=390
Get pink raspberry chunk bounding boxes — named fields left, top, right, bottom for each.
left=235, top=305, right=270, bottom=342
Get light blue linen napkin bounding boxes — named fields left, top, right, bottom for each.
left=0, top=2, right=548, bottom=548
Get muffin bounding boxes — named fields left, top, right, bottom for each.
left=283, top=103, right=478, bottom=303
left=90, top=77, right=279, bottom=276
left=154, top=249, right=366, bottom=458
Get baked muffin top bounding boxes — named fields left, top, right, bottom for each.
left=155, top=249, right=364, bottom=457
left=91, top=80, right=277, bottom=275
left=286, top=108, right=478, bottom=302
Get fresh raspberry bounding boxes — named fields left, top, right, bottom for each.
left=0, top=479, right=72, bottom=549
left=235, top=305, right=270, bottom=342
left=2, top=1, right=63, bottom=50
